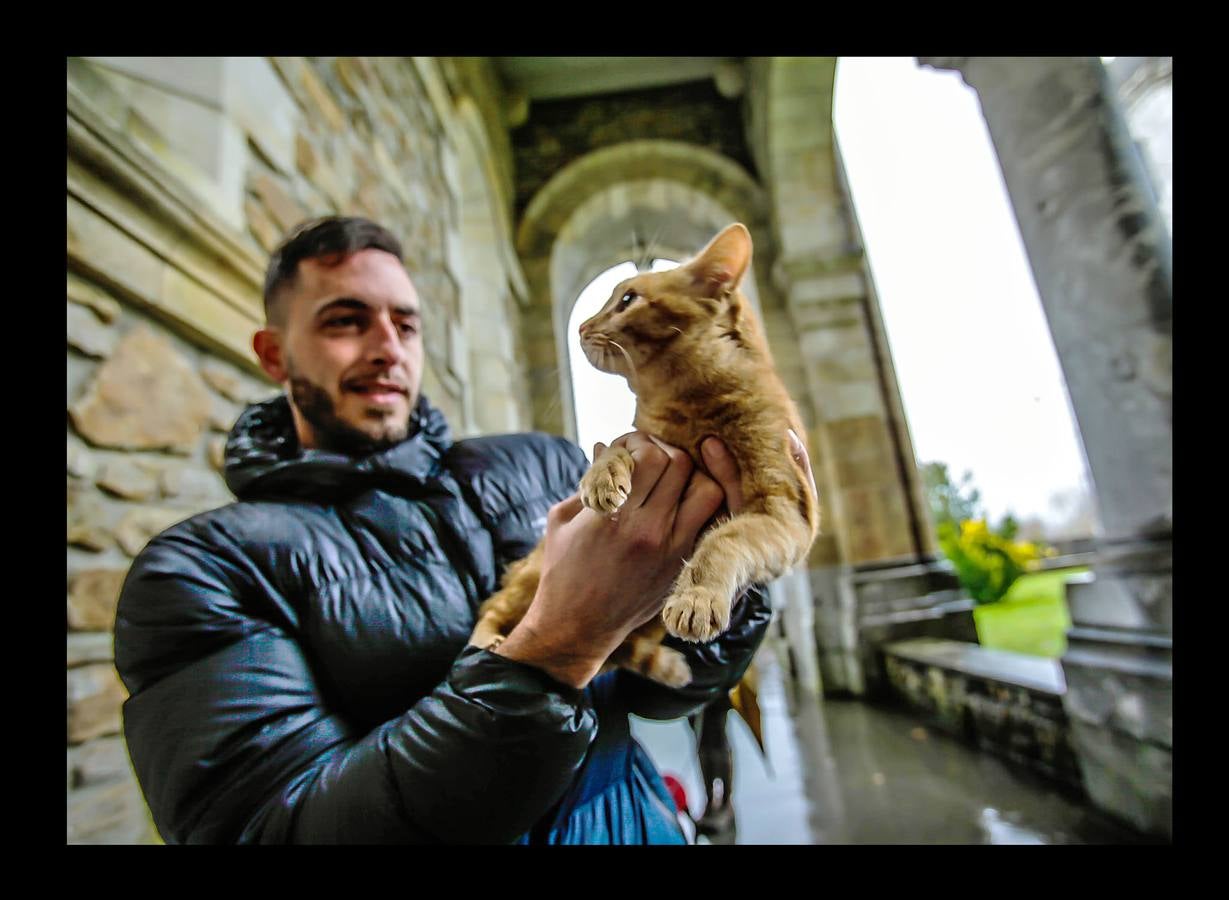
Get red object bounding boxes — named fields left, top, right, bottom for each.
left=661, top=774, right=689, bottom=814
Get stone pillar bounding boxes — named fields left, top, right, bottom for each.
left=750, top=58, right=964, bottom=699
left=920, top=57, right=1172, bottom=838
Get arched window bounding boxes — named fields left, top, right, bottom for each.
left=567, top=258, right=679, bottom=459
left=833, top=57, right=1098, bottom=540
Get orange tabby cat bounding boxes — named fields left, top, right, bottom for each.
left=469, top=223, right=820, bottom=687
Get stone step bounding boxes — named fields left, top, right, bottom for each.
left=884, top=637, right=1066, bottom=696
left=1062, top=630, right=1172, bottom=682
left=853, top=563, right=962, bottom=611
left=859, top=591, right=973, bottom=627
left=880, top=637, right=1082, bottom=794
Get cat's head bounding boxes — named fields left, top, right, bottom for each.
left=578, top=223, right=754, bottom=379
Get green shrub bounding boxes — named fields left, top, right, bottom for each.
left=937, top=518, right=1054, bottom=605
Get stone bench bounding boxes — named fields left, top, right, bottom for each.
left=881, top=637, right=1084, bottom=794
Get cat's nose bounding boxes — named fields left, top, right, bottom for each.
left=578, top=322, right=591, bottom=337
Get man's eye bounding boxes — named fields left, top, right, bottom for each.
left=398, top=321, right=419, bottom=336
left=326, top=316, right=361, bottom=328
left=618, top=291, right=637, bottom=310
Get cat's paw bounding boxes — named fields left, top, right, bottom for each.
left=579, top=446, right=634, bottom=515
left=646, top=647, right=693, bottom=688
left=662, top=584, right=731, bottom=643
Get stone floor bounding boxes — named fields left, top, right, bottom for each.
left=630, top=636, right=1161, bottom=845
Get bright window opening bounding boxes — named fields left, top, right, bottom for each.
left=833, top=57, right=1097, bottom=540
left=568, top=258, right=679, bottom=460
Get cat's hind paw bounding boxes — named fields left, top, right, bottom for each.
left=579, top=446, right=634, bottom=515
left=662, top=585, right=731, bottom=643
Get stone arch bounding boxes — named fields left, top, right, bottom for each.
left=516, top=140, right=773, bottom=440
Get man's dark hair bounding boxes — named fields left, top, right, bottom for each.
left=263, top=216, right=404, bottom=325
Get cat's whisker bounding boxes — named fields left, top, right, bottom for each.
left=606, top=339, right=638, bottom=378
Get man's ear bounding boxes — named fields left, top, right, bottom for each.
left=253, top=328, right=288, bottom=383
left=684, top=223, right=752, bottom=296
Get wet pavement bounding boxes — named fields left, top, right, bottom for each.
left=630, top=635, right=1159, bottom=844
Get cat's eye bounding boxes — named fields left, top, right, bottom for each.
left=618, top=291, right=637, bottom=310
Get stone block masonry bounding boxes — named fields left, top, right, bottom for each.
left=883, top=638, right=1085, bottom=796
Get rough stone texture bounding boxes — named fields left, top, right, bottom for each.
left=69, top=326, right=213, bottom=453
left=249, top=171, right=309, bottom=234
left=96, top=458, right=158, bottom=501
left=200, top=359, right=274, bottom=405
left=225, top=56, right=298, bottom=177
left=209, top=393, right=242, bottom=433
left=114, top=505, right=199, bottom=557
left=884, top=641, right=1084, bottom=794
left=68, top=735, right=130, bottom=790
left=244, top=195, right=283, bottom=254
left=68, top=272, right=122, bottom=323
left=296, top=61, right=348, bottom=133
left=1065, top=545, right=1173, bottom=633
left=67, top=302, right=118, bottom=359
left=67, top=632, right=114, bottom=668
left=67, top=778, right=158, bottom=844
left=1062, top=658, right=1171, bottom=748
left=67, top=663, right=128, bottom=744
left=67, top=435, right=97, bottom=481
left=1067, top=718, right=1171, bottom=838
left=157, top=463, right=230, bottom=502
left=67, top=568, right=128, bottom=631
left=208, top=435, right=227, bottom=471
left=67, top=482, right=114, bottom=552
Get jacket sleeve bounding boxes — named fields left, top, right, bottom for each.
left=615, top=583, right=774, bottom=721
left=114, top=524, right=597, bottom=845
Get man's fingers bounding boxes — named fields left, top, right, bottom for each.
left=701, top=437, right=744, bottom=515
left=621, top=432, right=671, bottom=508
left=547, top=493, right=584, bottom=528
left=673, top=471, right=725, bottom=544
left=638, top=435, right=694, bottom=515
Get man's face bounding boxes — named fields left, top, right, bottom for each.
left=255, top=248, right=424, bottom=454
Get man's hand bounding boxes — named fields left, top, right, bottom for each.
left=494, top=429, right=813, bottom=689
left=495, top=432, right=726, bottom=688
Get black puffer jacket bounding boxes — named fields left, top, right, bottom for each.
left=114, top=394, right=771, bottom=844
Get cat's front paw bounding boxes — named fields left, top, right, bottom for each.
left=579, top=446, right=634, bottom=515
left=662, top=584, right=731, bottom=643
left=646, top=647, right=693, bottom=687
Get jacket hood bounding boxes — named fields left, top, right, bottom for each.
left=223, top=393, right=453, bottom=502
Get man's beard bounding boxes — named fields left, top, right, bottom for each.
left=289, top=374, right=414, bottom=457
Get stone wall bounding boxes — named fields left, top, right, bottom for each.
left=67, top=56, right=526, bottom=843
left=883, top=638, right=1084, bottom=794
left=67, top=278, right=272, bottom=844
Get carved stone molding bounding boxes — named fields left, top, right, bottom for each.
left=67, top=82, right=268, bottom=377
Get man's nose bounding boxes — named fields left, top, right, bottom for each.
left=367, top=315, right=408, bottom=364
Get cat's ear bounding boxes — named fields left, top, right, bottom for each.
left=686, top=223, right=752, bottom=295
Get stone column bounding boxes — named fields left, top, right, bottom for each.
left=920, top=57, right=1172, bottom=838
left=750, top=55, right=959, bottom=698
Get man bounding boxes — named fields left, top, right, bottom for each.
left=115, top=216, right=805, bottom=844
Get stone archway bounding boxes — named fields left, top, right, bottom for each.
left=514, top=137, right=830, bottom=696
